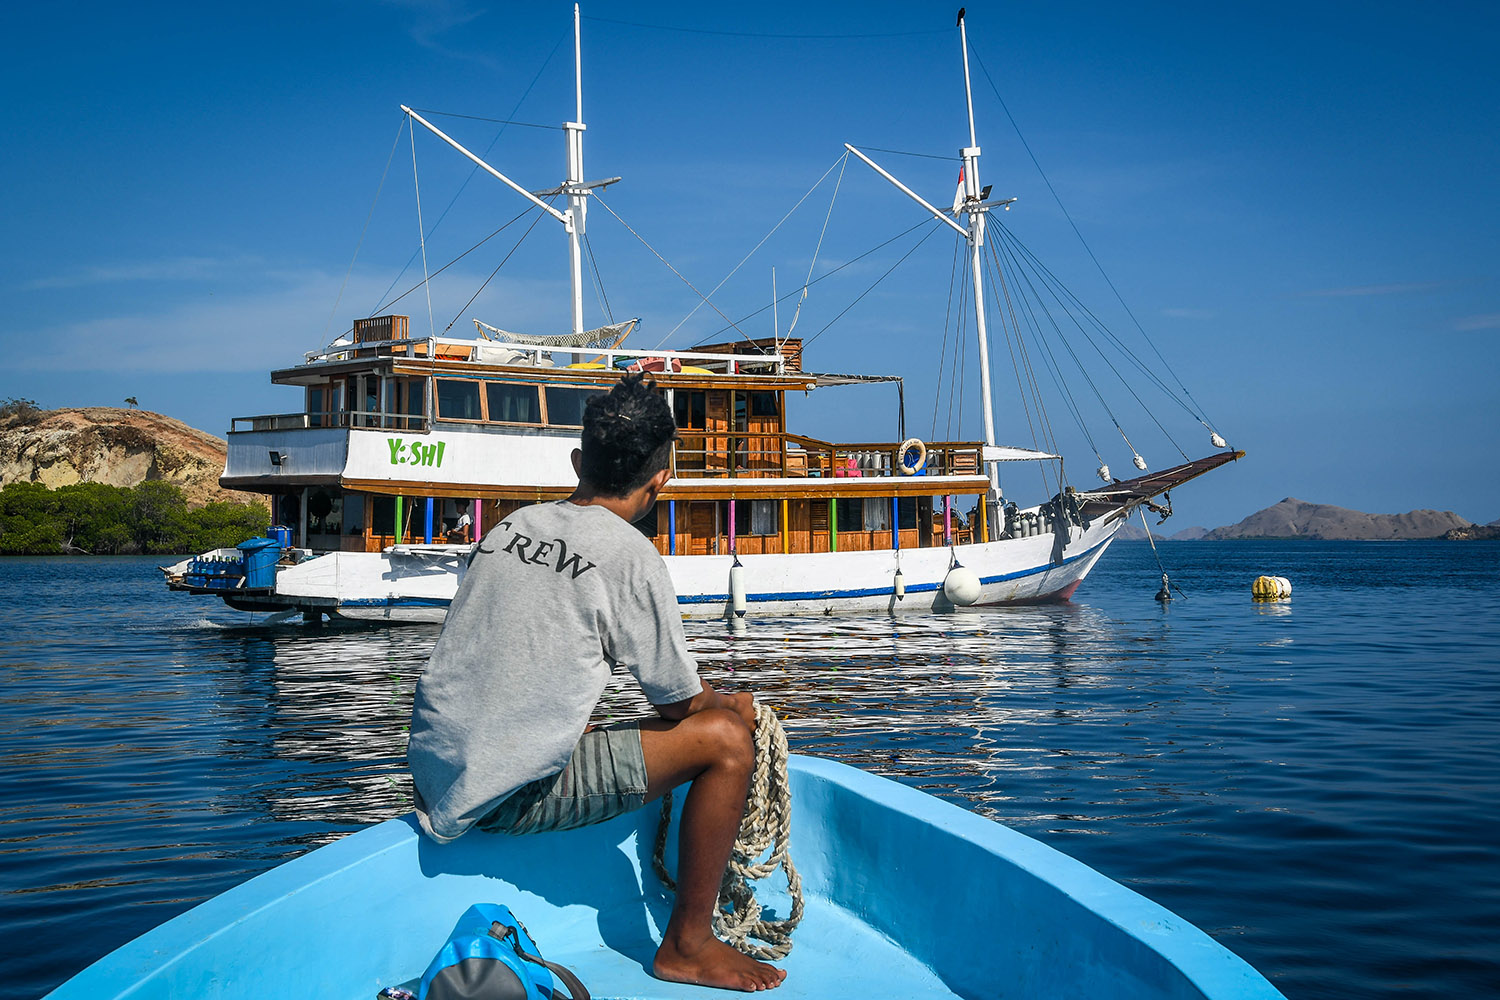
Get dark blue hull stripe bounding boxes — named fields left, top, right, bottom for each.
left=677, top=537, right=1111, bottom=604
left=211, top=537, right=1112, bottom=610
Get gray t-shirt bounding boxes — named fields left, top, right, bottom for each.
left=407, top=501, right=702, bottom=843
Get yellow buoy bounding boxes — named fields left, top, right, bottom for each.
left=1251, top=575, right=1292, bottom=600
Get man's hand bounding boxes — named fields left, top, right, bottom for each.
left=718, top=690, right=757, bottom=732
left=656, top=682, right=756, bottom=731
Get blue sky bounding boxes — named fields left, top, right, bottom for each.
left=3, top=1, right=1497, bottom=529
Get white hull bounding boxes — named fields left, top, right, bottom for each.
left=220, top=515, right=1123, bottom=623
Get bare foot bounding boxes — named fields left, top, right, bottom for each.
left=653, top=934, right=787, bottom=992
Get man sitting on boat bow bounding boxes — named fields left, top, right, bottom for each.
left=407, top=373, right=786, bottom=992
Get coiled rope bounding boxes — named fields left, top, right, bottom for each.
left=652, top=702, right=804, bottom=960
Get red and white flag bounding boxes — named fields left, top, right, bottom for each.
left=952, top=167, right=965, bottom=213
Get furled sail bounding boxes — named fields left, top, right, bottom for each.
left=472, top=318, right=637, bottom=349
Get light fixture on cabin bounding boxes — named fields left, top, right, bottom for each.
left=269, top=451, right=287, bottom=467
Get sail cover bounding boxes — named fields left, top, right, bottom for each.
left=472, top=318, right=637, bottom=348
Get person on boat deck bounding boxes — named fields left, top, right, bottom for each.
left=407, top=373, right=786, bottom=993
left=444, top=499, right=473, bottom=543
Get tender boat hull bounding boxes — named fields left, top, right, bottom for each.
left=49, top=755, right=1282, bottom=1000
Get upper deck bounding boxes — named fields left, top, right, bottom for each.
left=224, top=315, right=992, bottom=501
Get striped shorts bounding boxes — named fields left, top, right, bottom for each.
left=477, top=721, right=649, bottom=835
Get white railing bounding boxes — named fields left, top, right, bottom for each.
left=303, top=334, right=790, bottom=376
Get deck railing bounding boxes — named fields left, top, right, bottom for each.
left=670, top=431, right=984, bottom=480
left=230, top=410, right=428, bottom=433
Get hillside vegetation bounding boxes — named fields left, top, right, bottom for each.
left=0, top=400, right=269, bottom=554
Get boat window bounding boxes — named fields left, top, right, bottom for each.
left=486, top=383, right=541, bottom=424
left=544, top=386, right=599, bottom=427
left=897, top=497, right=918, bottom=530
left=308, top=489, right=343, bottom=536
left=673, top=390, right=707, bottom=429
left=835, top=497, right=891, bottom=532
left=342, top=494, right=366, bottom=535
left=748, top=391, right=779, bottom=418
left=750, top=500, right=777, bottom=535
left=307, top=386, right=325, bottom=428
left=436, top=379, right=482, bottom=421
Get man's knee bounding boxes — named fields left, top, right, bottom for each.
left=686, top=708, right=754, bottom=770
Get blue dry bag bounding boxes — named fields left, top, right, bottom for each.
left=418, top=904, right=589, bottom=1000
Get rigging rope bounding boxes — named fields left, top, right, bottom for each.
left=930, top=236, right=964, bottom=441
left=592, top=193, right=752, bottom=342
left=443, top=203, right=554, bottom=331
left=410, top=121, right=436, bottom=339
left=801, top=219, right=946, bottom=348
left=372, top=205, right=537, bottom=318
left=987, top=241, right=1060, bottom=497
left=584, top=14, right=945, bottom=40
left=693, top=218, right=934, bottom=344
left=582, top=233, right=615, bottom=324
left=660, top=153, right=850, bottom=349
left=653, top=702, right=803, bottom=961
left=970, top=46, right=1224, bottom=440
left=322, top=116, right=405, bottom=346
left=372, top=35, right=566, bottom=317
left=783, top=153, right=849, bottom=340
left=993, top=235, right=1100, bottom=467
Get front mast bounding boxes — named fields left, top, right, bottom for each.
left=846, top=9, right=1012, bottom=521
left=403, top=3, right=598, bottom=339
left=564, top=3, right=587, bottom=338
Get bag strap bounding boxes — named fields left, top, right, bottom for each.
left=489, top=922, right=591, bottom=1000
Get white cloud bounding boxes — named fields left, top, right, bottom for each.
left=18, top=256, right=261, bottom=291
left=6, top=265, right=579, bottom=374
left=1454, top=313, right=1500, bottom=331
left=1301, top=281, right=1448, bottom=298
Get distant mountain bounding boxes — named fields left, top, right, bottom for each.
left=1113, top=521, right=1166, bottom=541
left=1443, top=523, right=1500, bottom=541
left=1203, top=498, right=1471, bottom=541
left=0, top=405, right=262, bottom=508
left=1168, top=526, right=1209, bottom=541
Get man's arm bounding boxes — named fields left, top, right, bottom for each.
left=655, top=681, right=756, bottom=731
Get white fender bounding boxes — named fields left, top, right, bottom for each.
left=943, top=564, right=981, bottom=606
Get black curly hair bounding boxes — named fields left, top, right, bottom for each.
left=578, top=373, right=677, bottom=496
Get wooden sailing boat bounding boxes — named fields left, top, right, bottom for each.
left=163, top=6, right=1240, bottom=622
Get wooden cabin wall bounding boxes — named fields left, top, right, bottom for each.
left=649, top=497, right=924, bottom=557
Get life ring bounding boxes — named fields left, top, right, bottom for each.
left=898, top=437, right=926, bottom=475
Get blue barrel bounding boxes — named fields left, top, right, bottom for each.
left=237, top=537, right=283, bottom=589
left=267, top=524, right=292, bottom=547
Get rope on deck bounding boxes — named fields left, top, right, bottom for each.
left=652, top=702, right=805, bottom=960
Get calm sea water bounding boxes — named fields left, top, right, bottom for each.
left=1, top=541, right=1497, bottom=998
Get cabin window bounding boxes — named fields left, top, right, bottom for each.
left=486, top=383, right=541, bottom=424
left=397, top=378, right=426, bottom=429
left=307, top=386, right=326, bottom=428
left=307, top=489, right=343, bottom=536
left=673, top=390, right=707, bottom=429
left=342, top=494, right=367, bottom=535
left=436, top=379, right=482, bottom=421
left=834, top=497, right=890, bottom=532
left=544, top=386, right=597, bottom=427
left=360, top=375, right=381, bottom=427
left=748, top=391, right=779, bottom=418
left=371, top=496, right=395, bottom=536
left=897, top=497, right=918, bottom=530
left=370, top=495, right=421, bottom=538
left=750, top=500, right=777, bottom=535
